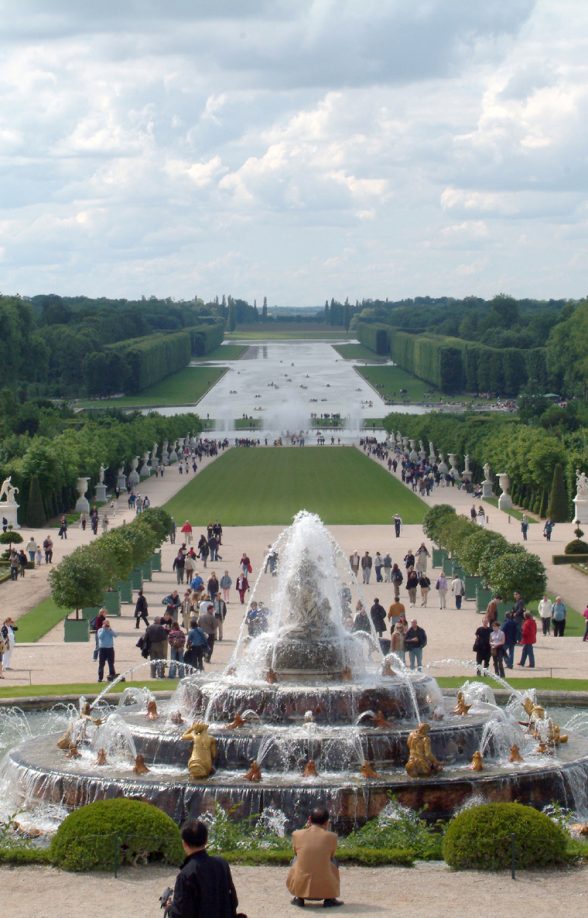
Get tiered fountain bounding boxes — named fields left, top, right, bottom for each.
left=3, top=513, right=588, bottom=832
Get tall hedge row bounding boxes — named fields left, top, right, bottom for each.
left=189, top=320, right=224, bottom=356
left=356, top=321, right=392, bottom=355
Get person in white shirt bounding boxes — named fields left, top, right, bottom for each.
left=538, top=595, right=553, bottom=636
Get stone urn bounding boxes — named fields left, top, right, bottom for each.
left=128, top=457, right=140, bottom=489
left=498, top=472, right=513, bottom=510
left=75, top=477, right=90, bottom=513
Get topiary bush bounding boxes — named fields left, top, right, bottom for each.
left=422, top=504, right=456, bottom=544
left=443, top=803, right=567, bottom=870
left=50, top=799, right=183, bottom=871
left=565, top=539, right=588, bottom=554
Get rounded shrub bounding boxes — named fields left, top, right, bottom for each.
left=456, top=529, right=508, bottom=577
left=565, top=539, right=588, bottom=555
left=50, top=799, right=183, bottom=871
left=443, top=802, right=567, bottom=870
left=422, top=504, right=456, bottom=544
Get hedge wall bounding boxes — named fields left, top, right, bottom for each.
left=188, top=320, right=225, bottom=356
left=356, top=321, right=392, bottom=356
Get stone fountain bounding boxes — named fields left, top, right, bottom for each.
left=3, top=513, right=588, bottom=833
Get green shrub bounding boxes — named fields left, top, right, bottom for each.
left=341, top=801, right=442, bottom=860
left=443, top=803, right=567, bottom=870
left=422, top=504, right=456, bottom=544
left=0, top=531, right=23, bottom=545
left=565, top=539, right=588, bottom=554
left=50, top=799, right=183, bottom=871
left=0, top=846, right=52, bottom=866
left=456, top=529, right=508, bottom=577
left=484, top=550, right=547, bottom=602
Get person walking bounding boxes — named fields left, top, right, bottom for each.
left=382, top=552, right=392, bottom=582
left=167, top=621, right=186, bottom=679
left=393, top=513, right=402, bottom=537
left=96, top=619, right=118, bottom=682
left=521, top=514, right=529, bottom=541
left=198, top=603, right=217, bottom=663
left=134, top=589, right=149, bottom=629
left=236, top=572, right=249, bottom=605
left=435, top=573, right=448, bottom=609
left=451, top=574, right=465, bottom=610
left=406, top=569, right=419, bottom=607
left=145, top=617, right=169, bottom=679
left=1, top=617, right=17, bottom=671
left=543, top=518, right=554, bottom=541
left=391, top=563, right=403, bottom=601
left=185, top=618, right=209, bottom=671
left=374, top=552, right=383, bottom=583
left=349, top=551, right=360, bottom=578
left=213, top=595, right=227, bottom=641
left=538, top=595, right=553, bottom=636
left=415, top=543, right=430, bottom=574
left=501, top=611, right=517, bottom=670
left=180, top=520, right=193, bottom=545
left=370, top=598, right=388, bottom=650
left=166, top=819, right=239, bottom=918
left=172, top=550, right=186, bottom=585
left=207, top=572, right=219, bottom=602
left=404, top=619, right=427, bottom=671
left=220, top=571, right=232, bottom=603
left=286, top=807, right=343, bottom=909
left=473, top=617, right=492, bottom=675
left=583, top=603, right=588, bottom=641
left=489, top=621, right=506, bottom=677
left=361, top=551, right=372, bottom=584
left=391, top=620, right=406, bottom=665
left=419, top=573, right=431, bottom=607
left=518, top=611, right=537, bottom=668
left=552, top=596, right=566, bottom=636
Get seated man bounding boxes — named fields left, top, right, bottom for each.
left=286, top=807, right=343, bottom=909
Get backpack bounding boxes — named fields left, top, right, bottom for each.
left=89, top=616, right=99, bottom=631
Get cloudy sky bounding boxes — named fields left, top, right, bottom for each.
left=1, top=0, right=587, bottom=306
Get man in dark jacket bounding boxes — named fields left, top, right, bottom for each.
left=134, top=589, right=149, bottom=629
left=145, top=617, right=169, bottom=678
left=168, top=819, right=239, bottom=918
left=404, top=619, right=427, bottom=671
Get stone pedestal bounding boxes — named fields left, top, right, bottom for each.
left=128, top=457, right=140, bottom=490
left=0, top=502, right=20, bottom=529
left=497, top=472, right=512, bottom=511
left=481, top=480, right=494, bottom=499
left=573, top=497, right=588, bottom=525
left=117, top=471, right=127, bottom=493
left=75, top=477, right=90, bottom=514
left=94, top=483, right=107, bottom=503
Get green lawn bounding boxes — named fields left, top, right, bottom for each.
left=333, top=344, right=387, bottom=361
left=483, top=496, right=538, bottom=523
left=437, top=676, right=588, bottom=692
left=14, top=596, right=70, bottom=643
left=193, top=344, right=247, bottom=361
left=79, top=366, right=226, bottom=408
left=226, top=328, right=350, bottom=340
left=163, top=446, right=427, bottom=525
left=355, top=365, right=436, bottom=403
left=0, top=680, right=177, bottom=699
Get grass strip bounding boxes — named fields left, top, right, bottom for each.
left=78, top=366, right=225, bottom=409
left=436, top=676, right=588, bottom=692
left=333, top=344, right=388, bottom=361
left=355, top=365, right=436, bottom=403
left=164, top=446, right=427, bottom=525
left=14, top=596, right=70, bottom=643
left=0, top=680, right=177, bottom=699
left=193, top=345, right=247, bottom=361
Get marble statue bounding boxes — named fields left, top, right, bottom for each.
left=98, top=465, right=106, bottom=484
left=576, top=469, right=588, bottom=498
left=0, top=477, right=18, bottom=503
left=574, top=468, right=588, bottom=524
left=181, top=722, right=217, bottom=779
left=405, top=723, right=443, bottom=778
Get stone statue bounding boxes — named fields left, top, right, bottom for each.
left=98, top=465, right=106, bottom=484
left=453, top=692, right=471, bottom=716
left=181, top=722, right=217, bottom=779
left=133, top=754, right=150, bottom=775
left=576, top=469, right=588, bottom=498
left=405, top=723, right=443, bottom=778
left=470, top=751, right=484, bottom=772
left=244, top=759, right=262, bottom=782
left=0, top=477, right=18, bottom=503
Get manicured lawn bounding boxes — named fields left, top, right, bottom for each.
left=437, top=676, right=588, bottom=692
left=163, top=446, right=427, bottom=525
left=0, top=680, right=177, bottom=699
left=14, top=596, right=70, bottom=643
left=193, top=344, right=247, bottom=361
left=355, top=365, right=436, bottom=403
left=483, top=496, right=538, bottom=523
left=226, top=328, right=351, bottom=340
left=333, top=344, right=387, bottom=361
left=79, top=366, right=226, bottom=408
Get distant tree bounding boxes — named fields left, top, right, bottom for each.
left=262, top=296, right=268, bottom=320
left=546, top=462, right=569, bottom=522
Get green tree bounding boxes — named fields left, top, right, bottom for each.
left=24, top=475, right=46, bottom=527
left=49, top=546, right=107, bottom=617
left=546, top=462, right=568, bottom=522
left=485, top=550, right=546, bottom=602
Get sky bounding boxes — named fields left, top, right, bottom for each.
left=1, top=0, right=588, bottom=307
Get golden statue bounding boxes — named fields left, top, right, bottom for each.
left=303, top=760, right=318, bottom=778
left=146, top=700, right=159, bottom=721
left=360, top=760, right=379, bottom=779
left=546, top=720, right=568, bottom=746
left=266, top=668, right=278, bottom=684
left=57, top=726, right=73, bottom=750
left=537, top=741, right=551, bottom=755
left=66, top=744, right=81, bottom=759
left=381, top=659, right=396, bottom=677
left=470, top=751, right=484, bottom=772
left=181, top=722, right=217, bottom=779
left=405, top=723, right=443, bottom=778
left=374, top=710, right=392, bottom=728
left=96, top=748, right=108, bottom=766
left=133, top=754, right=150, bottom=775
left=453, top=692, right=471, bottom=716
left=244, top=760, right=262, bottom=782
left=228, top=712, right=246, bottom=729
left=170, top=710, right=184, bottom=726
left=509, top=744, right=524, bottom=763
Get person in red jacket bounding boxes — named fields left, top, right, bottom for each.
left=518, top=611, right=537, bottom=668
left=236, top=573, right=249, bottom=604
left=180, top=520, right=193, bottom=545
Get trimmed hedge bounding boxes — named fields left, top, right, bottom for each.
left=222, top=846, right=415, bottom=867
left=50, top=799, right=183, bottom=871
left=443, top=803, right=567, bottom=870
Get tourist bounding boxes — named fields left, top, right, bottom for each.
left=34, top=544, right=42, bottom=567
left=405, top=619, right=427, bottom=671
left=1, top=617, right=17, bottom=671
left=451, top=573, right=466, bottom=610
left=583, top=603, right=588, bottom=641
left=374, top=551, right=383, bottom=582
left=17, top=548, right=27, bottom=576
left=406, top=569, right=419, bottom=606
left=9, top=551, right=19, bottom=581
left=166, top=819, right=239, bottom=918
left=240, top=552, right=252, bottom=575
left=190, top=571, right=204, bottom=597
left=393, top=513, right=402, bottom=537
left=169, top=517, right=176, bottom=544
left=370, top=598, right=387, bottom=646
left=58, top=515, right=68, bottom=539
left=185, top=618, right=208, bottom=671
left=43, top=534, right=53, bottom=564
left=197, top=535, right=209, bottom=568
left=197, top=603, right=217, bottom=662
left=180, top=520, right=193, bottom=545
left=391, top=563, right=403, bottom=600
left=477, top=505, right=486, bottom=526
left=172, top=550, right=186, bottom=585
left=207, top=572, right=219, bottom=602
left=489, top=621, right=506, bottom=677
left=501, top=611, right=517, bottom=669
left=552, top=596, right=566, bottom=636
left=538, top=595, right=553, bottom=636
left=236, top=572, right=249, bottom=605
left=361, top=551, right=372, bottom=584
left=96, top=619, right=118, bottom=683
left=391, top=620, right=406, bottom=665
left=348, top=550, right=360, bottom=577
left=512, top=591, right=526, bottom=640
left=0, top=631, right=6, bottom=678
left=25, top=536, right=37, bottom=564
left=184, top=549, right=196, bottom=584
left=213, top=594, right=227, bottom=640
left=415, top=543, right=430, bottom=574
left=521, top=514, right=529, bottom=541
left=167, top=622, right=186, bottom=679
left=134, top=589, right=149, bottom=629
left=485, top=594, right=502, bottom=626
left=419, top=572, right=431, bottom=607
left=220, top=570, right=232, bottom=603
left=543, top=518, right=554, bottom=541
left=435, top=572, right=448, bottom=609
left=145, top=617, right=169, bottom=679
left=180, top=590, right=194, bottom=630
left=352, top=602, right=371, bottom=634
left=382, top=552, right=392, bottom=581
left=286, top=806, right=343, bottom=909
left=473, top=617, right=491, bottom=675
left=388, top=597, right=406, bottom=627
left=517, top=611, right=537, bottom=668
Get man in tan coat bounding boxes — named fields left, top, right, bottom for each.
left=286, top=807, right=343, bottom=908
